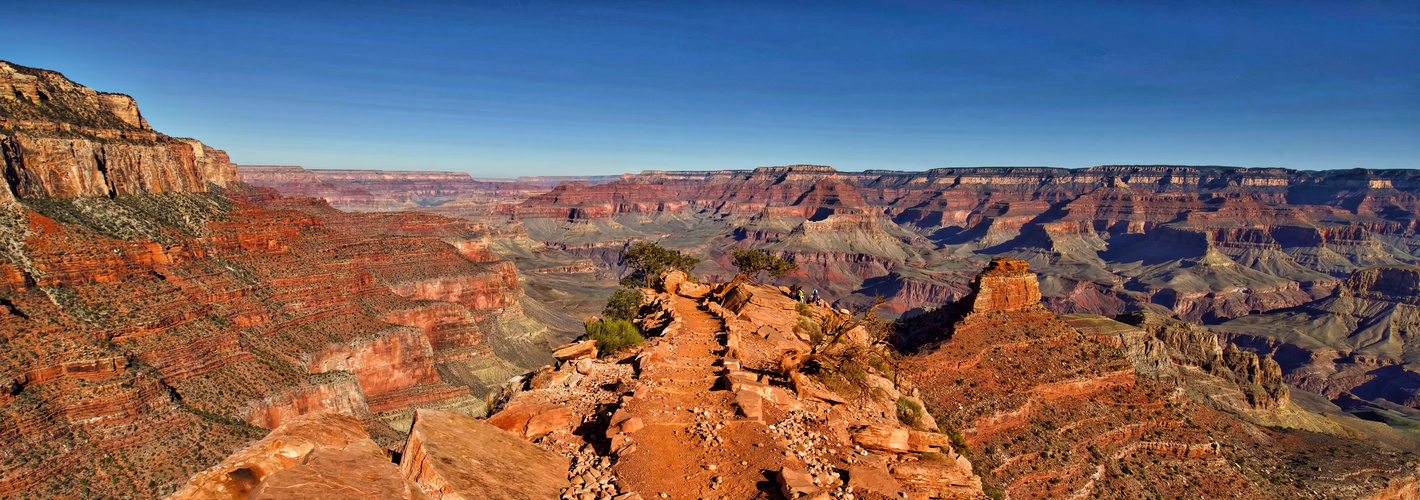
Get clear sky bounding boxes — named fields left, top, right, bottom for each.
left=3, top=1, right=1415, bottom=176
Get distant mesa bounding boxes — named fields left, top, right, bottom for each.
left=1339, top=264, right=1420, bottom=305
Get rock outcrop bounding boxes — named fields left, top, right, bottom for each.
left=1, top=60, right=238, bottom=199
left=963, top=257, right=1043, bottom=314
left=1215, top=264, right=1420, bottom=410
left=171, top=412, right=423, bottom=500
left=1117, top=310, right=1289, bottom=409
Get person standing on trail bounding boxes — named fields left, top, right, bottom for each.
left=810, top=289, right=819, bottom=304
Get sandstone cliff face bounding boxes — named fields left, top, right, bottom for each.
left=0, top=60, right=238, bottom=200
left=237, top=165, right=570, bottom=217
left=246, top=158, right=1420, bottom=327
left=0, top=187, right=573, bottom=497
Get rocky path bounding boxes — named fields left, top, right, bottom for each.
left=611, top=295, right=797, bottom=499
left=495, top=282, right=984, bottom=500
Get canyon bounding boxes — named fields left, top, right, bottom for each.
left=249, top=162, right=1420, bottom=427
left=5, top=57, right=1420, bottom=499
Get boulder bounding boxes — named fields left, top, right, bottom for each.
left=528, top=368, right=577, bottom=390
left=678, top=281, right=710, bottom=298
left=249, top=446, right=427, bottom=500
left=730, top=378, right=803, bottom=410
left=734, top=389, right=764, bottom=422
left=851, top=424, right=952, bottom=454
left=487, top=403, right=575, bottom=440
left=605, top=409, right=645, bottom=439
left=777, top=467, right=819, bottom=499
left=660, top=270, right=686, bottom=294
left=846, top=464, right=904, bottom=498
left=552, top=340, right=598, bottom=361
left=400, top=409, right=569, bottom=500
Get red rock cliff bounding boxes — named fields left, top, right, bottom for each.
left=0, top=60, right=238, bottom=199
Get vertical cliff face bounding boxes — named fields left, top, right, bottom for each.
left=0, top=60, right=238, bottom=199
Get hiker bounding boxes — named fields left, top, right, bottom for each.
left=809, top=289, right=819, bottom=304
left=788, top=284, right=801, bottom=300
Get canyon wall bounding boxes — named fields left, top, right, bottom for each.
left=0, top=62, right=571, bottom=498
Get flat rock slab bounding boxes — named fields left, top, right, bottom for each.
left=170, top=411, right=383, bottom=500
left=846, top=464, right=904, bottom=497
left=401, top=409, right=570, bottom=500
left=251, top=447, right=427, bottom=500
left=552, top=340, right=598, bottom=361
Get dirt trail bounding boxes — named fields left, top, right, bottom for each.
left=612, top=295, right=797, bottom=499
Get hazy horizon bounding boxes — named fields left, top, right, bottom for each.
left=4, top=1, right=1415, bottom=175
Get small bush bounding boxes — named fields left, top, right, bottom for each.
left=794, top=302, right=812, bottom=316
left=794, top=315, right=823, bottom=344
left=940, top=426, right=971, bottom=458
left=896, top=397, right=924, bottom=428
left=602, top=288, right=644, bottom=321
left=983, top=485, right=1004, bottom=500
left=585, top=319, right=644, bottom=354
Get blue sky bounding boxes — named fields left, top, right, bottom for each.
left=3, top=1, right=1415, bottom=176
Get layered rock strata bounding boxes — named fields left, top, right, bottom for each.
left=482, top=164, right=1418, bottom=324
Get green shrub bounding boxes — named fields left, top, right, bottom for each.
left=732, top=247, right=798, bottom=283
left=794, top=315, right=823, bottom=344
left=602, top=288, right=645, bottom=321
left=794, top=301, right=812, bottom=316
left=938, top=426, right=971, bottom=458
left=585, top=319, right=644, bottom=354
left=619, top=242, right=700, bottom=288
left=896, top=397, right=924, bottom=428
left=983, top=485, right=1004, bottom=500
